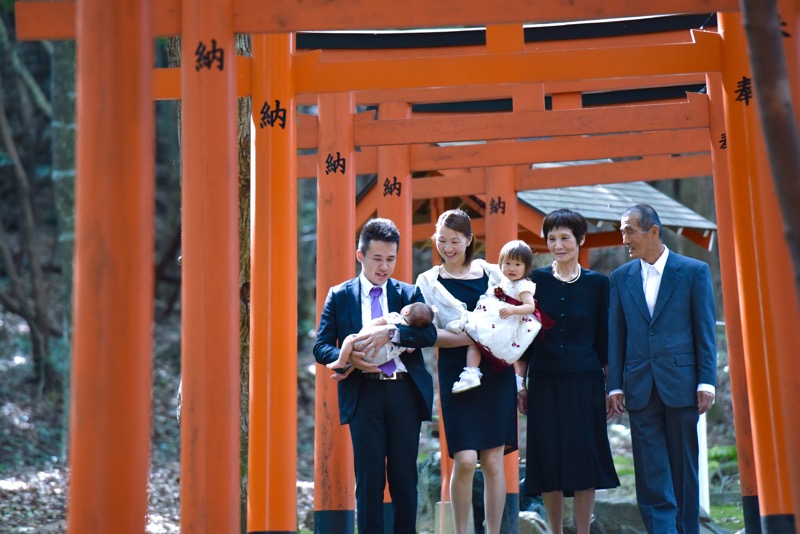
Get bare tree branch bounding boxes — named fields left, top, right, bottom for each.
left=0, top=219, right=33, bottom=316
left=0, top=291, right=63, bottom=338
left=0, top=17, right=53, bottom=119
left=0, top=217, right=62, bottom=338
left=741, top=0, right=800, bottom=306
left=0, top=69, right=52, bottom=383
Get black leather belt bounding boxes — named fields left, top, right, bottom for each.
left=362, top=371, right=406, bottom=381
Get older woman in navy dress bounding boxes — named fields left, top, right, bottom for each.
left=417, top=209, right=518, bottom=534
left=517, top=209, right=619, bottom=534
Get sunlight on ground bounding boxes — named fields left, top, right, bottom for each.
left=0, top=479, right=27, bottom=491
left=2, top=402, right=32, bottom=429
left=146, top=514, right=180, bottom=533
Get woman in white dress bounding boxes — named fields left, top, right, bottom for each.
left=416, top=209, right=519, bottom=534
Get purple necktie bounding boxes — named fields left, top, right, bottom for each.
left=370, top=286, right=397, bottom=376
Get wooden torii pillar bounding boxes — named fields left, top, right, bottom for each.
left=719, top=13, right=798, bottom=533
left=315, top=91, right=358, bottom=530
left=705, top=73, right=762, bottom=533
left=178, top=2, right=241, bottom=532
left=250, top=33, right=299, bottom=532
left=67, top=1, right=154, bottom=532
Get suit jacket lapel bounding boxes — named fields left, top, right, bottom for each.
left=625, top=262, right=651, bottom=321
left=348, top=278, right=363, bottom=331
left=651, top=254, right=682, bottom=323
left=386, top=278, right=402, bottom=313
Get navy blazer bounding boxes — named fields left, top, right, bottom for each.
left=313, top=277, right=436, bottom=425
left=607, top=252, right=717, bottom=410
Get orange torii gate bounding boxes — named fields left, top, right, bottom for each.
left=15, top=1, right=800, bottom=533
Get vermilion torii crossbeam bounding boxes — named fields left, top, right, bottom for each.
left=157, top=32, right=722, bottom=95
left=16, top=0, right=740, bottom=39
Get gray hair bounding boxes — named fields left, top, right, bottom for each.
left=623, top=204, right=662, bottom=239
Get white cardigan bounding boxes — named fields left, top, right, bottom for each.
left=415, top=259, right=503, bottom=361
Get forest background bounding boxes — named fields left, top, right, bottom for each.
left=0, top=6, right=742, bottom=533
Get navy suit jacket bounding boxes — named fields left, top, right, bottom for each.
left=313, top=277, right=436, bottom=425
left=607, top=252, right=717, bottom=411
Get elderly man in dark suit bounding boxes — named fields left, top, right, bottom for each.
left=314, top=217, right=436, bottom=534
left=607, top=204, right=717, bottom=534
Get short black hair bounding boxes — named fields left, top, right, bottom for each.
left=405, top=302, right=435, bottom=328
left=498, top=240, right=534, bottom=277
left=623, top=204, right=663, bottom=239
left=542, top=209, right=589, bottom=244
left=358, top=218, right=400, bottom=253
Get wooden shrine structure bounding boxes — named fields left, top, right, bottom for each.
left=14, top=0, right=800, bottom=532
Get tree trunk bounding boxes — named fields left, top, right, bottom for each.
left=741, top=0, right=800, bottom=306
left=0, top=68, right=51, bottom=391
left=50, top=39, right=76, bottom=458
left=235, top=34, right=253, bottom=534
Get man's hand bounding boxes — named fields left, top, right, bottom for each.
left=352, top=325, right=391, bottom=358
left=348, top=348, right=380, bottom=373
left=609, top=393, right=626, bottom=417
left=348, top=326, right=390, bottom=372
left=697, top=391, right=714, bottom=415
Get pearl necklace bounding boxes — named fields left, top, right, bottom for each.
left=552, top=261, right=581, bottom=284
left=440, top=263, right=472, bottom=280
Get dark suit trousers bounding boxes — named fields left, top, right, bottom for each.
left=629, top=387, right=700, bottom=534
left=349, top=376, right=424, bottom=534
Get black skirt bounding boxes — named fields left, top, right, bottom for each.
left=523, top=369, right=619, bottom=495
left=438, top=275, right=518, bottom=457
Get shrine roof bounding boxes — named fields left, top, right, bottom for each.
left=517, top=179, right=717, bottom=233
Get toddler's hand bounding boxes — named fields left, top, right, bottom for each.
left=498, top=306, right=513, bottom=319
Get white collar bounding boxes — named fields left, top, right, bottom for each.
left=359, top=272, right=388, bottom=296
left=641, top=246, right=669, bottom=275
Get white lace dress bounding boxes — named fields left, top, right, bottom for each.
left=449, top=276, right=541, bottom=366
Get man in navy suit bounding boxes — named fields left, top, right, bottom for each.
left=314, top=218, right=436, bottom=533
left=607, top=204, right=716, bottom=534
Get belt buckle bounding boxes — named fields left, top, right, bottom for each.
left=379, top=372, right=398, bottom=381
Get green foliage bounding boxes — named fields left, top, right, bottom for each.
left=708, top=444, right=738, bottom=463
left=613, top=455, right=635, bottom=477
left=709, top=503, right=745, bottom=531
left=48, top=337, right=71, bottom=378
left=11, top=330, right=32, bottom=356
left=0, top=0, right=14, bottom=15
